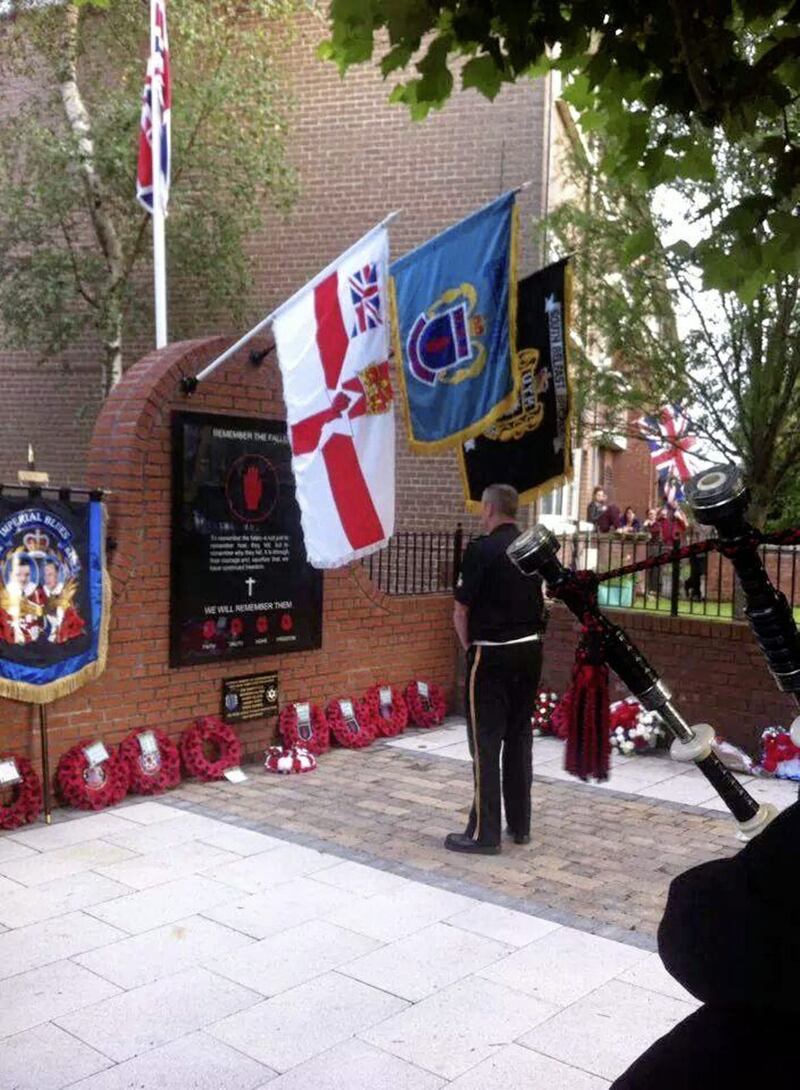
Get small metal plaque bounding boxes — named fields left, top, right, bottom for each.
left=222, top=671, right=279, bottom=723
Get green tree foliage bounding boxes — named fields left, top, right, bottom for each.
left=0, top=0, right=302, bottom=394
left=547, top=118, right=800, bottom=527
left=320, top=1, right=800, bottom=297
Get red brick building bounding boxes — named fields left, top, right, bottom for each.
left=0, top=12, right=654, bottom=529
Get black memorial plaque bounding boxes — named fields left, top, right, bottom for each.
left=170, top=411, right=323, bottom=668
left=222, top=670, right=279, bottom=723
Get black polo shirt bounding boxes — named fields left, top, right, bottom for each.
left=454, top=523, right=545, bottom=643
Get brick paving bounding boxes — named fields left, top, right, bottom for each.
left=169, top=739, right=741, bottom=947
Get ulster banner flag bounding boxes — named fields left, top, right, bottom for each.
left=272, top=226, right=395, bottom=568
left=459, top=258, right=573, bottom=512
left=0, top=494, right=111, bottom=703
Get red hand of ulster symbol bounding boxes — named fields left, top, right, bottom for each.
left=243, top=464, right=263, bottom=511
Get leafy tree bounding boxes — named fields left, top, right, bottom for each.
left=321, top=1, right=800, bottom=298
left=546, top=117, right=800, bottom=527
left=0, top=0, right=301, bottom=395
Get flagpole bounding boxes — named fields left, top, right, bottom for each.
left=184, top=210, right=401, bottom=391
left=151, top=0, right=168, bottom=349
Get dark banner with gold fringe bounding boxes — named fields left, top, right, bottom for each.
left=459, top=258, right=573, bottom=512
left=0, top=494, right=110, bottom=703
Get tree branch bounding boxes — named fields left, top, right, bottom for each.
left=58, top=213, right=97, bottom=308
left=56, top=4, right=124, bottom=289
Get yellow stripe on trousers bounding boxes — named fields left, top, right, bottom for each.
left=468, top=646, right=483, bottom=841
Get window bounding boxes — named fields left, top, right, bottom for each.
left=539, top=448, right=582, bottom=522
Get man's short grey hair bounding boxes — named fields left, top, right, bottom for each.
left=482, top=483, right=519, bottom=518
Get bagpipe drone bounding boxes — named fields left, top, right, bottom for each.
left=507, top=463, right=800, bottom=840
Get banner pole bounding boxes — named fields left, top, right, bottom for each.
left=150, top=0, right=168, bottom=349
left=183, top=210, right=402, bottom=392
left=39, top=704, right=52, bottom=825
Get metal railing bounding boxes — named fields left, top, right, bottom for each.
left=562, top=529, right=800, bottom=620
left=362, top=528, right=464, bottom=596
left=363, top=525, right=800, bottom=619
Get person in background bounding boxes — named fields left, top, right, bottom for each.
left=643, top=507, right=659, bottom=535
left=586, top=486, right=608, bottom=528
left=596, top=503, right=622, bottom=533
left=618, top=506, right=641, bottom=533
left=643, top=506, right=662, bottom=594
left=655, top=500, right=688, bottom=544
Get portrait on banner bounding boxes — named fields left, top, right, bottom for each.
left=0, top=495, right=110, bottom=703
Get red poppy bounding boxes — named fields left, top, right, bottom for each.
left=202, top=620, right=216, bottom=640
left=56, top=741, right=130, bottom=811
left=278, top=703, right=329, bottom=755
left=119, top=727, right=181, bottom=796
left=264, top=745, right=317, bottom=774
left=0, top=754, right=42, bottom=830
left=256, top=615, right=269, bottom=634
left=280, top=613, right=293, bottom=632
left=179, top=716, right=242, bottom=781
left=230, top=617, right=244, bottom=638
left=362, top=684, right=408, bottom=738
left=404, top=680, right=446, bottom=729
left=532, top=690, right=559, bottom=734
left=325, top=698, right=377, bottom=749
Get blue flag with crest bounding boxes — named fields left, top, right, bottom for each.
left=390, top=192, right=520, bottom=452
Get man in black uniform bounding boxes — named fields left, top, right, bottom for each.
left=446, top=484, right=545, bottom=856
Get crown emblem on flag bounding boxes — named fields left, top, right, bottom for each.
left=23, top=530, right=50, bottom=554
left=359, top=363, right=394, bottom=415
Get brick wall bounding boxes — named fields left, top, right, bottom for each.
left=0, top=13, right=548, bottom=535
left=0, top=337, right=458, bottom=782
left=540, top=603, right=796, bottom=756
left=609, top=434, right=656, bottom=522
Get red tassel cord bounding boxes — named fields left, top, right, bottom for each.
left=551, top=573, right=611, bottom=782
left=564, top=627, right=611, bottom=782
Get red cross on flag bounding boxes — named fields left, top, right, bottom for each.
left=273, top=227, right=395, bottom=568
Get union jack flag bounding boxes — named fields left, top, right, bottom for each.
left=349, top=263, right=382, bottom=336
left=640, top=404, right=699, bottom=483
left=662, top=474, right=684, bottom=505
left=136, top=0, right=171, bottom=214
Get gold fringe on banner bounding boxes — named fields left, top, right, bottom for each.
left=0, top=511, right=113, bottom=706
left=392, top=197, right=522, bottom=455
left=457, top=255, right=575, bottom=514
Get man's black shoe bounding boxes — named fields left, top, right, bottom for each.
left=505, top=826, right=531, bottom=845
left=444, top=833, right=500, bottom=855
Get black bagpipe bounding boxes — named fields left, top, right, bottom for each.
left=507, top=463, right=800, bottom=839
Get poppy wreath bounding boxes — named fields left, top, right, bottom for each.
left=532, top=690, right=559, bottom=736
left=609, top=698, right=665, bottom=757
left=278, top=702, right=330, bottom=756
left=363, top=684, right=408, bottom=738
left=405, top=680, right=446, bottom=729
left=179, top=716, right=242, bottom=781
left=264, top=745, right=317, bottom=774
left=119, top=727, right=181, bottom=796
left=56, top=740, right=130, bottom=811
left=0, top=754, right=43, bottom=830
left=325, top=697, right=377, bottom=749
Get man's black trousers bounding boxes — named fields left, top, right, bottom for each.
left=464, top=641, right=542, bottom=847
